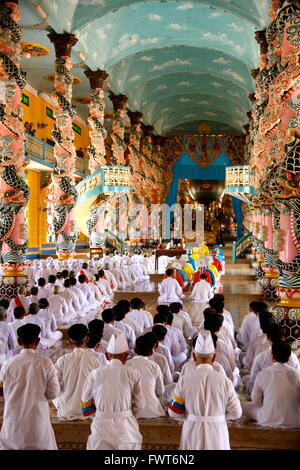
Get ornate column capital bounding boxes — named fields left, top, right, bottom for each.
left=127, top=110, right=143, bottom=126
left=47, top=32, right=78, bottom=57
left=255, top=29, right=268, bottom=54
left=84, top=69, right=108, bottom=89
left=109, top=93, right=128, bottom=111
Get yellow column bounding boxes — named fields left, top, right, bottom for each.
left=26, top=170, right=40, bottom=249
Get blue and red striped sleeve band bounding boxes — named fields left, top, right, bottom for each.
left=81, top=399, right=96, bottom=417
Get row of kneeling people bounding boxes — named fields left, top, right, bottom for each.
left=1, top=302, right=299, bottom=449
left=27, top=259, right=149, bottom=290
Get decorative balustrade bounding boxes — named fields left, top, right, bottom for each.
left=225, top=165, right=257, bottom=203
left=24, top=133, right=88, bottom=176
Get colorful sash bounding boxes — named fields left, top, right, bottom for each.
left=15, top=296, right=23, bottom=308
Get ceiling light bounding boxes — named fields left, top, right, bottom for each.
left=31, top=2, right=48, bottom=20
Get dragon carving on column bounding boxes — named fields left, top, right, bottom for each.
left=0, top=1, right=29, bottom=293
left=109, top=93, right=127, bottom=166
left=85, top=70, right=108, bottom=173
left=126, top=110, right=145, bottom=235
left=47, top=33, right=78, bottom=259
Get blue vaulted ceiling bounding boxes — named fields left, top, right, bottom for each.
left=20, top=0, right=272, bottom=135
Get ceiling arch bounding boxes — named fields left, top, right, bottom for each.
left=165, top=119, right=240, bottom=135
left=20, top=0, right=272, bottom=135
left=40, top=1, right=270, bottom=33
left=126, top=72, right=250, bottom=111
left=141, top=93, right=248, bottom=125
left=108, top=46, right=254, bottom=95
left=156, top=106, right=244, bottom=133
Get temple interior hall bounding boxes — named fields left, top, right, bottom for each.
left=0, top=0, right=300, bottom=452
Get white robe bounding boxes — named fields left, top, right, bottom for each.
left=8, top=296, right=31, bottom=317
left=189, top=280, right=213, bottom=303
left=9, top=319, right=25, bottom=339
left=126, top=355, right=165, bottom=418
left=48, top=294, right=73, bottom=323
left=172, top=314, right=190, bottom=341
left=236, top=312, right=257, bottom=348
left=181, top=359, right=226, bottom=378
left=123, top=316, right=142, bottom=338
left=246, top=347, right=299, bottom=394
left=127, top=309, right=151, bottom=333
left=150, top=351, right=173, bottom=386
left=157, top=342, right=175, bottom=374
left=169, top=363, right=242, bottom=450
left=60, top=288, right=81, bottom=318
left=114, top=321, right=136, bottom=350
left=0, top=349, right=59, bottom=450
left=37, top=286, right=50, bottom=300
left=54, top=348, right=103, bottom=420
left=0, top=322, right=17, bottom=359
left=82, top=359, right=145, bottom=450
left=38, top=308, right=63, bottom=342
left=98, top=278, right=113, bottom=298
left=102, top=323, right=123, bottom=343
left=158, top=277, right=183, bottom=304
left=242, top=363, right=300, bottom=427
left=179, top=310, right=197, bottom=339
left=103, top=270, right=118, bottom=291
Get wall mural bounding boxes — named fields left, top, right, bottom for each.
left=163, top=135, right=246, bottom=168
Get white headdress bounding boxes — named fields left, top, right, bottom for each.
left=195, top=331, right=215, bottom=355
left=107, top=332, right=129, bottom=354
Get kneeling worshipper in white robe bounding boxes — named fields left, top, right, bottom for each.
left=69, top=277, right=90, bottom=315
left=242, top=342, right=300, bottom=428
left=131, top=260, right=150, bottom=281
left=189, top=273, right=213, bottom=303
left=127, top=333, right=165, bottom=418
left=168, top=330, right=242, bottom=450
left=77, top=262, right=94, bottom=282
left=103, top=266, right=118, bottom=292
left=0, top=324, right=60, bottom=450
left=8, top=286, right=31, bottom=317
left=81, top=332, right=145, bottom=450
left=60, top=279, right=80, bottom=319
left=101, top=308, right=124, bottom=343
left=180, top=334, right=226, bottom=378
left=109, top=267, right=127, bottom=290
left=38, top=298, right=63, bottom=342
left=26, top=286, right=40, bottom=307
left=158, top=268, right=184, bottom=304
left=53, top=324, right=103, bottom=421
left=0, top=306, right=17, bottom=360
left=245, top=324, right=299, bottom=395
left=48, top=286, right=74, bottom=324
left=97, top=270, right=114, bottom=300
left=77, top=274, right=99, bottom=311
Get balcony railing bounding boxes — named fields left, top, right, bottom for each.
left=24, top=133, right=88, bottom=177
left=225, top=165, right=257, bottom=203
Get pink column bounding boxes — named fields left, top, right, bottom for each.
left=278, top=212, right=297, bottom=263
